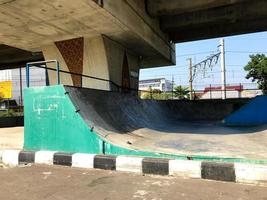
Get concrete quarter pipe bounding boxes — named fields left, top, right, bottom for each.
left=24, top=85, right=267, bottom=163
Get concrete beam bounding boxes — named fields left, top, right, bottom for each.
left=146, top=0, right=246, bottom=16
left=161, top=0, right=267, bottom=32
left=101, top=0, right=175, bottom=67
left=169, top=18, right=267, bottom=43
left=0, top=45, right=43, bottom=69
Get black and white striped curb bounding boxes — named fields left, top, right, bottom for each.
left=1, top=150, right=267, bottom=184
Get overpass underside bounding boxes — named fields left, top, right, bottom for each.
left=147, top=0, right=267, bottom=42
left=0, top=0, right=266, bottom=89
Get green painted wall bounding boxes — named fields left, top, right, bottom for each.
left=24, top=85, right=165, bottom=157
left=24, top=85, right=267, bottom=164
left=24, top=85, right=103, bottom=154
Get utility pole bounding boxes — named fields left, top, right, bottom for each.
left=171, top=75, right=174, bottom=99
left=187, top=58, right=193, bottom=100
left=220, top=38, right=226, bottom=99
left=19, top=67, right=23, bottom=107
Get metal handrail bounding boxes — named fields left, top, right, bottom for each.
left=26, top=60, right=60, bottom=87
left=26, top=60, right=127, bottom=91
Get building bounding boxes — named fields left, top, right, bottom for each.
left=200, top=85, right=262, bottom=99
left=139, top=78, right=173, bottom=92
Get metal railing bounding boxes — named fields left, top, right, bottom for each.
left=26, top=60, right=60, bottom=87
left=139, top=87, right=261, bottom=100
left=26, top=60, right=122, bottom=91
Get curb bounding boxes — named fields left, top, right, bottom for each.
left=1, top=150, right=267, bottom=184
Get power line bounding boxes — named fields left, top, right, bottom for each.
left=175, top=50, right=267, bottom=57
left=226, top=51, right=267, bottom=54
left=191, top=52, right=221, bottom=81
left=176, top=51, right=217, bottom=57
left=141, top=69, right=247, bottom=75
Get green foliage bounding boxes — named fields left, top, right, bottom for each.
left=0, top=109, right=16, bottom=117
left=0, top=109, right=23, bottom=117
left=244, top=54, right=267, bottom=94
left=174, top=85, right=189, bottom=99
left=141, top=88, right=172, bottom=100
left=141, top=86, right=195, bottom=100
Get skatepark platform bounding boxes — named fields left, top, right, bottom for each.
left=23, top=85, right=267, bottom=164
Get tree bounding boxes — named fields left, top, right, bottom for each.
left=141, top=88, right=172, bottom=100
left=174, top=85, right=189, bottom=99
left=244, top=54, right=267, bottom=94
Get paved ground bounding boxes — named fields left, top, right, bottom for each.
left=0, top=165, right=266, bottom=200
left=0, top=127, right=23, bottom=150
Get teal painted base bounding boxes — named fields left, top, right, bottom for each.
left=24, top=85, right=267, bottom=165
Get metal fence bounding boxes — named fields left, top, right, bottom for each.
left=139, top=83, right=261, bottom=100
left=5, top=60, right=262, bottom=107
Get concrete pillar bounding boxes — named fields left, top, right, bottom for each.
left=41, top=35, right=140, bottom=91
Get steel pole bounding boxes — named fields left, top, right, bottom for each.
left=220, top=38, right=226, bottom=99
left=188, top=58, right=193, bottom=100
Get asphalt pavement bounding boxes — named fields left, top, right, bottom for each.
left=0, top=165, right=266, bottom=200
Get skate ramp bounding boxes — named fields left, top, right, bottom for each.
left=24, top=85, right=184, bottom=159
left=65, top=86, right=248, bottom=136
left=64, top=86, right=238, bottom=136
left=24, top=85, right=267, bottom=163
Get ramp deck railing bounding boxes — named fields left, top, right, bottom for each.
left=26, top=60, right=123, bottom=91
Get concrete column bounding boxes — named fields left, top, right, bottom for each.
left=83, top=36, right=110, bottom=90
left=42, top=44, right=73, bottom=86
left=41, top=35, right=140, bottom=91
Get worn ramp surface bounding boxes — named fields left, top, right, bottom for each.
left=65, top=86, right=267, bottom=160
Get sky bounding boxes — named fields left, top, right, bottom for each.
left=139, top=31, right=267, bottom=90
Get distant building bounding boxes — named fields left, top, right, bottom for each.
left=139, top=78, right=173, bottom=92
left=200, top=85, right=262, bottom=99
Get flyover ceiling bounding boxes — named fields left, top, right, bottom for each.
left=0, top=45, right=43, bottom=69
left=0, top=0, right=174, bottom=69
left=1, top=0, right=267, bottom=69
left=147, top=0, right=267, bottom=42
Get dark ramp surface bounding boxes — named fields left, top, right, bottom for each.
left=65, top=86, right=267, bottom=159
left=65, top=86, right=247, bottom=134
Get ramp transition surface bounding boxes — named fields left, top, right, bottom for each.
left=24, top=85, right=267, bottom=163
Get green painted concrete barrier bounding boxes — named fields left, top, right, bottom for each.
left=24, top=85, right=267, bottom=165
